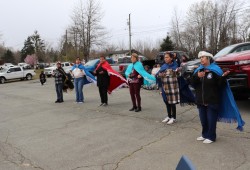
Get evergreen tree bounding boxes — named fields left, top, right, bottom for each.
left=160, top=35, right=175, bottom=51
left=20, top=30, right=45, bottom=62
left=21, top=36, right=35, bottom=62
left=31, top=30, right=45, bottom=62
left=3, top=49, right=15, bottom=63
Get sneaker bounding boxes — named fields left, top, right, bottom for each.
left=203, top=139, right=214, bottom=144
left=167, top=118, right=176, bottom=124
left=99, top=103, right=104, bottom=106
left=78, top=102, right=84, bottom=104
left=102, top=103, right=108, bottom=106
left=196, top=136, right=205, bottom=141
left=162, top=117, right=170, bottom=123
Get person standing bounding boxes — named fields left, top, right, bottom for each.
left=94, top=56, right=110, bottom=106
left=70, top=57, right=86, bottom=103
left=157, top=52, right=180, bottom=124
left=39, top=71, right=46, bottom=85
left=151, top=64, right=161, bottom=90
left=53, top=62, right=65, bottom=103
left=125, top=53, right=156, bottom=112
left=191, top=51, right=244, bottom=144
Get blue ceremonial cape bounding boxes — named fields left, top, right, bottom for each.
left=157, top=61, right=195, bottom=105
left=194, top=63, right=245, bottom=131
left=71, top=64, right=97, bottom=85
left=125, top=61, right=156, bottom=85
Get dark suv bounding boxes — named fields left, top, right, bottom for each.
left=155, top=51, right=189, bottom=65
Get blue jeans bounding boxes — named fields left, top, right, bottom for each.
left=74, top=77, right=84, bottom=102
left=198, top=104, right=219, bottom=141
left=55, top=83, right=63, bottom=101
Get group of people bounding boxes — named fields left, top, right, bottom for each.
left=49, top=51, right=244, bottom=144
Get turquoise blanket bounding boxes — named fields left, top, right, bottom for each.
left=194, top=63, right=245, bottom=131
left=125, top=61, right=156, bottom=85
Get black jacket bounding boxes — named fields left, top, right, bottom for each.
left=191, top=71, right=227, bottom=105
left=96, top=65, right=110, bottom=87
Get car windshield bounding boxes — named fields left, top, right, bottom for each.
left=213, top=46, right=235, bottom=59
left=118, top=57, right=131, bottom=64
left=186, top=59, right=200, bottom=65
left=84, top=59, right=98, bottom=66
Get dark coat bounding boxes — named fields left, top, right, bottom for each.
left=191, top=71, right=227, bottom=105
left=96, top=65, right=110, bottom=87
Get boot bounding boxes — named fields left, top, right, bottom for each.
left=135, top=107, right=141, bottom=112
left=129, top=106, right=137, bottom=111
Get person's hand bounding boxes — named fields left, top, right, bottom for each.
left=99, top=71, right=104, bottom=74
left=198, top=71, right=205, bottom=78
left=138, top=75, right=142, bottom=78
left=222, top=70, right=230, bottom=77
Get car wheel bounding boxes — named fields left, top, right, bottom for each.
left=0, top=77, right=5, bottom=84
left=26, top=74, right=32, bottom=80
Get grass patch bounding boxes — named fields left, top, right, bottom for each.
left=34, top=69, right=44, bottom=80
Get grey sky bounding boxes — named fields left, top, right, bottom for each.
left=0, top=0, right=204, bottom=50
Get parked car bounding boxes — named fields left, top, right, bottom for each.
left=0, top=63, right=14, bottom=70
left=115, top=56, right=152, bottom=78
left=84, top=58, right=115, bottom=75
left=18, top=63, right=31, bottom=69
left=155, top=51, right=189, bottom=65
left=182, top=42, right=250, bottom=78
left=44, top=62, right=71, bottom=77
left=215, top=50, right=250, bottom=99
left=0, top=66, right=36, bottom=84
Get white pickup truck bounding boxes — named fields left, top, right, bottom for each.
left=0, top=66, right=36, bottom=84
left=44, top=62, right=71, bottom=77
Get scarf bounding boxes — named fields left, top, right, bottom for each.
left=96, top=61, right=127, bottom=94
left=158, top=61, right=178, bottom=73
left=194, top=63, right=245, bottom=131
left=125, top=61, right=156, bottom=86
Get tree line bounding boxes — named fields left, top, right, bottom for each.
left=170, top=0, right=250, bottom=57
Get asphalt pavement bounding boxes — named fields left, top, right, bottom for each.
left=0, top=78, right=249, bottom=170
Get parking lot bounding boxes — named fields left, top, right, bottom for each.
left=0, top=78, right=249, bottom=170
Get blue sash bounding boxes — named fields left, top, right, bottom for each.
left=125, top=61, right=156, bottom=85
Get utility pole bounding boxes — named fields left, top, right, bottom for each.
left=65, top=30, right=68, bottom=61
left=128, top=14, right=132, bottom=55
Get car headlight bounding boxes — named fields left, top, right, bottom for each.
left=235, top=60, right=250, bottom=65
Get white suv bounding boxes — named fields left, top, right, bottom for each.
left=44, top=62, right=71, bottom=77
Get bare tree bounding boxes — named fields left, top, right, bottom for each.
left=171, top=8, right=184, bottom=49
left=238, top=9, right=250, bottom=42
left=170, top=0, right=248, bottom=55
left=132, top=38, right=159, bottom=59
left=67, top=0, right=106, bottom=62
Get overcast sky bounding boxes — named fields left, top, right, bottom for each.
left=0, top=0, right=219, bottom=50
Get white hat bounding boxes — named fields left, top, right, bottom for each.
left=198, top=51, right=213, bottom=58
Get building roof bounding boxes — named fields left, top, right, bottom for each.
left=105, top=49, right=142, bottom=56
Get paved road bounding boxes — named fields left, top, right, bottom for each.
left=0, top=79, right=249, bottom=170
